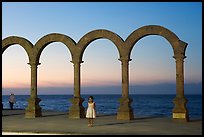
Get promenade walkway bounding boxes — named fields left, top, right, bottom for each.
left=2, top=109, right=202, bottom=135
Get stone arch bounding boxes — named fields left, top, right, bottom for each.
left=69, top=30, right=126, bottom=119
left=125, top=25, right=189, bottom=121
left=34, top=33, right=76, bottom=63
left=24, top=33, right=77, bottom=118
left=125, top=25, right=187, bottom=59
left=2, top=36, right=34, bottom=62
left=77, top=29, right=125, bottom=62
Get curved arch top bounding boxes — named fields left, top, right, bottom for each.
left=125, top=25, right=180, bottom=46
left=2, top=36, right=34, bottom=62
left=77, top=29, right=125, bottom=61
left=34, top=33, right=77, bottom=63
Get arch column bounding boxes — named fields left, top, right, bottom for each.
left=69, top=60, right=85, bottom=119
left=172, top=54, right=189, bottom=121
left=117, top=58, right=134, bottom=120
left=25, top=62, right=42, bottom=118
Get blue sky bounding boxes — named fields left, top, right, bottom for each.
left=2, top=2, right=202, bottom=95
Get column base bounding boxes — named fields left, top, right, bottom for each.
left=69, top=97, right=85, bottom=119
left=117, top=97, right=134, bottom=120
left=172, top=96, right=189, bottom=122
left=25, top=97, right=42, bottom=118
left=172, top=112, right=189, bottom=122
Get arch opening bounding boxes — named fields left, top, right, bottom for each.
left=129, top=35, right=176, bottom=117
left=81, top=39, right=121, bottom=115
left=2, top=44, right=30, bottom=110
left=37, top=42, right=74, bottom=112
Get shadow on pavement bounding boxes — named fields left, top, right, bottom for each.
left=41, top=113, right=67, bottom=117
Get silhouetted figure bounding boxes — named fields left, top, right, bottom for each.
left=9, top=93, right=16, bottom=110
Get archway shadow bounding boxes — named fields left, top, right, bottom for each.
left=133, top=115, right=165, bottom=120
left=41, top=111, right=68, bottom=117
left=188, top=118, right=202, bottom=122
left=2, top=109, right=25, bottom=117
left=95, top=115, right=163, bottom=127
left=96, top=114, right=117, bottom=117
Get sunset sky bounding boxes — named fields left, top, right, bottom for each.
left=2, top=2, right=202, bottom=95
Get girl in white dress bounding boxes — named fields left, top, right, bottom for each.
left=86, top=96, right=96, bottom=127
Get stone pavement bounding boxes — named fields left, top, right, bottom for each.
left=2, top=109, right=202, bottom=135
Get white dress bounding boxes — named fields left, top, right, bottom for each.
left=86, top=102, right=96, bottom=118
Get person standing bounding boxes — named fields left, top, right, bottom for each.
left=86, top=96, right=96, bottom=127
left=9, top=93, right=16, bottom=110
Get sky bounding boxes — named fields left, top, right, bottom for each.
left=2, top=2, right=202, bottom=95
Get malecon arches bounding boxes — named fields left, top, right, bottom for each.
left=2, top=25, right=189, bottom=121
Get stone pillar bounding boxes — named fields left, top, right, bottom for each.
left=25, top=62, right=42, bottom=118
left=172, top=55, right=189, bottom=121
left=117, top=58, right=134, bottom=120
left=69, top=60, right=85, bottom=119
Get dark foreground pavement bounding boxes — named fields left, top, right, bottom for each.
left=2, top=109, right=202, bottom=135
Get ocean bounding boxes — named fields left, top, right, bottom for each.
left=2, top=94, right=202, bottom=119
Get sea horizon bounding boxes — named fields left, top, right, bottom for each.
left=2, top=93, right=202, bottom=96
left=2, top=94, right=202, bottom=119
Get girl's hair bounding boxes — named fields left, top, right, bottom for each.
left=89, top=96, right=94, bottom=100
